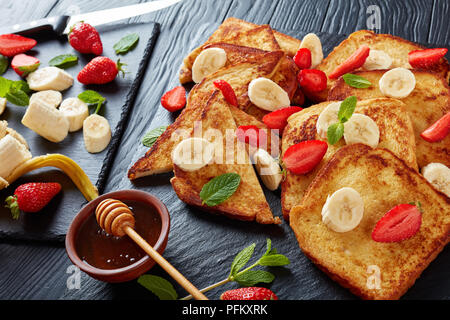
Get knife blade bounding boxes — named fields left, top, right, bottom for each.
left=0, top=0, right=181, bottom=36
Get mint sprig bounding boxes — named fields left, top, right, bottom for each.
left=137, top=275, right=178, bottom=300
left=327, top=96, right=357, bottom=145
left=49, top=54, right=78, bottom=69
left=113, top=33, right=139, bottom=55
left=199, top=173, right=241, bottom=206
left=0, top=76, right=31, bottom=106
left=78, top=90, right=106, bottom=114
left=343, top=73, right=372, bottom=88
left=0, top=54, right=8, bottom=75
left=142, top=126, right=167, bottom=148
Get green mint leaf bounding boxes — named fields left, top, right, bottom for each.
left=327, top=122, right=344, bottom=145
left=229, top=243, right=255, bottom=278
left=199, top=172, right=241, bottom=206
left=49, top=54, right=78, bottom=69
left=0, top=54, right=8, bottom=75
left=338, top=95, right=357, bottom=123
left=113, top=33, right=139, bottom=55
left=342, top=73, right=372, bottom=88
left=137, top=275, right=178, bottom=300
left=0, top=76, right=12, bottom=97
left=142, top=126, right=167, bottom=148
left=234, top=270, right=275, bottom=287
left=5, top=87, right=29, bottom=106
left=262, top=238, right=277, bottom=257
left=78, top=90, right=106, bottom=114
left=259, top=254, right=290, bottom=267
left=11, top=80, right=30, bottom=94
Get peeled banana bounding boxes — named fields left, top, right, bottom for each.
left=60, top=97, right=89, bottom=132
left=421, top=162, right=450, bottom=197
left=30, top=90, right=62, bottom=108
left=0, top=134, right=32, bottom=180
left=248, top=77, right=290, bottom=111
left=253, top=148, right=283, bottom=191
left=299, top=33, right=324, bottom=68
left=83, top=114, right=112, bottom=153
left=27, top=66, right=73, bottom=91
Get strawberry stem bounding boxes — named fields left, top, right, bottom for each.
left=4, top=195, right=20, bottom=220
left=116, top=59, right=127, bottom=78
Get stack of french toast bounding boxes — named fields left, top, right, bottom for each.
left=128, top=17, right=450, bottom=300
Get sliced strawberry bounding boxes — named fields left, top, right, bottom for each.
left=293, top=48, right=312, bottom=70
left=408, top=48, right=448, bottom=69
left=236, top=125, right=267, bottom=148
left=262, top=106, right=303, bottom=132
left=0, top=34, right=37, bottom=57
left=372, top=203, right=422, bottom=243
left=420, top=112, right=450, bottom=143
left=297, top=69, right=327, bottom=92
left=213, top=79, right=238, bottom=106
left=220, top=287, right=278, bottom=300
left=11, top=53, right=40, bottom=77
left=328, top=45, right=370, bottom=79
left=161, top=86, right=186, bottom=112
left=282, top=140, right=328, bottom=175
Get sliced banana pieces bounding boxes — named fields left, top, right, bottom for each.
left=27, top=66, right=73, bottom=91
left=363, top=49, right=392, bottom=70
left=321, top=187, right=364, bottom=233
left=172, top=137, right=215, bottom=172
left=6, top=127, right=29, bottom=149
left=379, top=67, right=416, bottom=99
left=253, top=148, right=283, bottom=191
left=248, top=77, right=290, bottom=111
left=22, top=100, right=69, bottom=143
left=299, top=33, right=323, bottom=68
left=60, top=97, right=89, bottom=132
left=343, top=113, right=380, bottom=148
left=83, top=114, right=112, bottom=153
left=192, top=48, right=227, bottom=83
left=0, top=135, right=32, bottom=179
left=421, top=163, right=450, bottom=197
left=316, top=102, right=341, bottom=139
left=0, top=97, right=6, bottom=115
left=30, top=90, right=62, bottom=108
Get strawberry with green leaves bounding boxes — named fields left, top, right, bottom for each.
left=68, top=22, right=103, bottom=55
left=77, top=56, right=125, bottom=85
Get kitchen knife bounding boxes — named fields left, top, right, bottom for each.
left=0, top=0, right=181, bottom=36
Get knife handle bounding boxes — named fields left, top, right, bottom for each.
left=0, top=16, right=70, bottom=36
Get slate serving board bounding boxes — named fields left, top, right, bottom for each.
left=0, top=22, right=160, bottom=241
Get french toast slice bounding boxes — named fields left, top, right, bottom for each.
left=307, top=30, right=450, bottom=102
left=170, top=91, right=280, bottom=224
left=281, top=98, right=417, bottom=220
left=328, top=70, right=450, bottom=168
left=289, top=144, right=449, bottom=300
left=128, top=50, right=284, bottom=180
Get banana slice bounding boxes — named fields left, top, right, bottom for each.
left=299, top=33, right=324, bottom=68
left=172, top=137, right=214, bottom=172
left=21, top=100, right=69, bottom=143
left=379, top=67, right=416, bottom=98
left=27, top=66, right=73, bottom=91
left=316, top=102, right=342, bottom=139
left=30, top=90, right=62, bottom=108
left=363, top=49, right=392, bottom=70
left=321, top=187, right=364, bottom=233
left=421, top=163, right=450, bottom=197
left=192, top=48, right=227, bottom=83
left=83, top=114, right=112, bottom=153
left=253, top=148, right=283, bottom=191
left=0, top=97, right=6, bottom=115
left=0, top=135, right=32, bottom=179
left=343, top=113, right=380, bottom=148
left=60, top=97, right=89, bottom=132
left=248, top=77, right=290, bottom=111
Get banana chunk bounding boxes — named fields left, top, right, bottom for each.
left=343, top=113, right=380, bottom=148
left=21, top=100, right=70, bottom=143
left=0, top=135, right=32, bottom=179
left=248, top=77, right=290, bottom=111
left=299, top=33, right=324, bottom=68
left=321, top=187, right=364, bottom=233
left=192, top=48, right=227, bottom=83
left=0, top=120, right=6, bottom=139
left=253, top=148, right=282, bottom=191
left=421, top=163, right=450, bottom=197
left=30, top=90, right=62, bottom=108
left=363, top=49, right=392, bottom=70
left=316, top=102, right=341, bottom=139
left=83, top=114, right=112, bottom=153
left=27, top=66, right=73, bottom=91
left=6, top=127, right=29, bottom=149
left=0, top=97, right=6, bottom=115
left=379, top=67, right=416, bottom=98
left=172, top=137, right=214, bottom=172
left=60, top=97, right=89, bottom=132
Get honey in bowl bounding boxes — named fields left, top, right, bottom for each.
left=75, top=200, right=162, bottom=270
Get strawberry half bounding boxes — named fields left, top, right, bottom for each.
left=213, top=79, right=238, bottom=106
left=236, top=125, right=267, bottom=148
left=298, top=69, right=327, bottom=92
left=5, top=182, right=62, bottom=219
left=262, top=106, right=303, bottom=132
left=0, top=34, right=37, bottom=57
left=293, top=48, right=312, bottom=70
left=11, top=53, right=40, bottom=77
left=420, top=111, right=450, bottom=142
left=68, top=22, right=103, bottom=55
left=372, top=203, right=422, bottom=243
left=220, top=287, right=278, bottom=300
left=282, top=140, right=328, bottom=175
left=328, top=45, right=370, bottom=79
left=408, top=48, right=448, bottom=69
left=161, top=86, right=186, bottom=112
left=77, top=56, right=125, bottom=85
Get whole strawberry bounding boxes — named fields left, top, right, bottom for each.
left=77, top=56, right=125, bottom=85
left=5, top=182, right=62, bottom=219
left=220, top=287, right=278, bottom=300
left=68, top=22, right=103, bottom=55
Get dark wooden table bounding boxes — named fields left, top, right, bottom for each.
left=0, top=0, right=449, bottom=300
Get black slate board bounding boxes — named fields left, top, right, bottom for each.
left=0, top=22, right=159, bottom=241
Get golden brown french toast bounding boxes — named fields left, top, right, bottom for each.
left=281, top=98, right=417, bottom=220
left=290, top=144, right=449, bottom=300
left=171, top=91, right=280, bottom=224
left=328, top=70, right=450, bottom=168
left=307, top=30, right=450, bottom=102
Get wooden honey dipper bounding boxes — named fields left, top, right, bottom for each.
left=95, top=198, right=208, bottom=300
